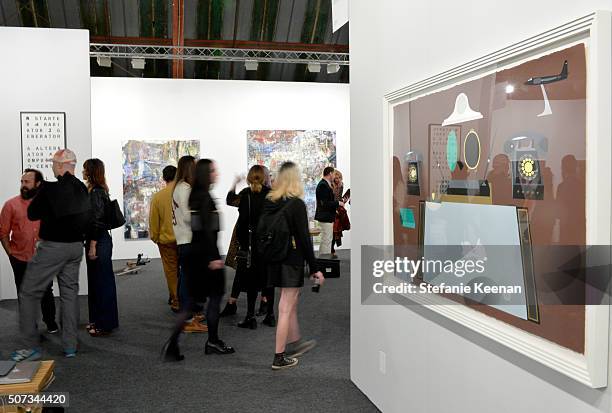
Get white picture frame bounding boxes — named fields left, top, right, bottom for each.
left=382, top=11, right=611, bottom=388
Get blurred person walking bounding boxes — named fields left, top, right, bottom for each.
left=164, top=159, right=235, bottom=361
left=82, top=158, right=119, bottom=337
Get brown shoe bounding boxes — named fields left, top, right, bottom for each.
left=183, top=319, right=208, bottom=333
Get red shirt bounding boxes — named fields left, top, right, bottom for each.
left=0, top=195, right=40, bottom=262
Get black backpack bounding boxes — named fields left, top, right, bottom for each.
left=256, top=199, right=295, bottom=263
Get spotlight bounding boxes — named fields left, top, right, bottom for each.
left=131, top=58, right=146, bottom=70
left=96, top=56, right=112, bottom=68
left=245, top=60, right=259, bottom=71
left=327, top=63, right=340, bottom=74
left=307, top=62, right=321, bottom=73
left=505, top=84, right=515, bottom=94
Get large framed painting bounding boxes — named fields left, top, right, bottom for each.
left=382, top=12, right=611, bottom=388
left=122, top=140, right=199, bottom=240
left=247, top=130, right=336, bottom=223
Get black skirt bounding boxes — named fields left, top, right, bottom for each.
left=267, top=263, right=305, bottom=288
left=236, top=255, right=267, bottom=292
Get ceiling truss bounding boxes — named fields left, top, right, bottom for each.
left=90, top=43, right=350, bottom=66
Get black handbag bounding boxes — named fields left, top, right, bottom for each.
left=106, top=199, right=126, bottom=230
left=236, top=192, right=252, bottom=269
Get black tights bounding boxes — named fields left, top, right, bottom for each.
left=206, top=295, right=222, bottom=342
left=246, top=287, right=275, bottom=317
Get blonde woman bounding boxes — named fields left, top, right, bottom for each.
left=263, top=161, right=324, bottom=370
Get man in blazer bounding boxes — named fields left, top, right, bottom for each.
left=315, top=167, right=344, bottom=256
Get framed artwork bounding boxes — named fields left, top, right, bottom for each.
left=122, top=140, right=199, bottom=240
left=20, top=112, right=66, bottom=181
left=247, top=130, right=336, bottom=222
left=383, top=12, right=611, bottom=388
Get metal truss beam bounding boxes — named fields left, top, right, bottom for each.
left=90, top=43, right=350, bottom=65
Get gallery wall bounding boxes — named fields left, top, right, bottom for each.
left=91, top=78, right=350, bottom=260
left=0, top=27, right=92, bottom=300
left=350, top=1, right=612, bottom=413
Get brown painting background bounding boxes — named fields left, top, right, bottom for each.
left=392, top=44, right=587, bottom=353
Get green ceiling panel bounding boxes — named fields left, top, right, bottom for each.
left=80, top=0, right=108, bottom=36
left=139, top=0, right=168, bottom=38
left=250, top=0, right=278, bottom=41
left=196, top=0, right=224, bottom=39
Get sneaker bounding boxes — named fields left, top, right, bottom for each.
left=182, top=319, right=208, bottom=333
left=272, top=353, right=298, bottom=370
left=64, top=349, right=77, bottom=358
left=46, top=322, right=60, bottom=334
left=10, top=349, right=41, bottom=362
left=285, top=339, right=317, bottom=358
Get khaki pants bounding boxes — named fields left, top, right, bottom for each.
left=158, top=242, right=179, bottom=308
left=317, top=221, right=334, bottom=256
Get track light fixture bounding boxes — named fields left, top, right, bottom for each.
left=307, top=62, right=321, bottom=73
left=327, top=63, right=340, bottom=74
left=96, top=56, right=112, bottom=68
left=131, top=58, right=146, bottom=70
left=245, top=60, right=259, bottom=71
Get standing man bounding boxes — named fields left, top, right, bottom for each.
left=149, top=165, right=179, bottom=312
left=0, top=169, right=58, bottom=333
left=315, top=167, right=344, bottom=256
left=12, top=149, right=91, bottom=361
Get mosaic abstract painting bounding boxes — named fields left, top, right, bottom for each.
left=122, top=140, right=199, bottom=240
left=247, top=130, right=336, bottom=221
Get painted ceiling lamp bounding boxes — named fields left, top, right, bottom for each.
left=442, top=93, right=483, bottom=172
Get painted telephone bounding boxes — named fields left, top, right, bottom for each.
left=404, top=151, right=422, bottom=196
left=503, top=134, right=548, bottom=200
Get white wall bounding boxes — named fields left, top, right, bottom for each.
left=350, top=2, right=612, bottom=413
left=0, top=27, right=91, bottom=300
left=91, top=78, right=350, bottom=260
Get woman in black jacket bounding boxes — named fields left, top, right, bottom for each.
left=189, top=159, right=234, bottom=355
left=83, top=158, right=119, bottom=337
left=235, top=165, right=274, bottom=329
left=265, top=162, right=324, bottom=370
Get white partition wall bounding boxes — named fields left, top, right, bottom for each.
left=350, top=1, right=612, bottom=413
left=91, top=78, right=350, bottom=260
left=0, top=27, right=91, bottom=300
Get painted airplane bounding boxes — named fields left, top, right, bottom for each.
left=525, top=60, right=568, bottom=85
left=524, top=60, right=568, bottom=117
